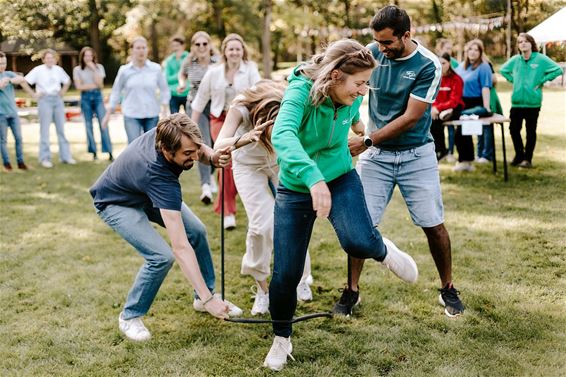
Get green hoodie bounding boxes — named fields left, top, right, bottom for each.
left=500, top=52, right=563, bottom=108
left=164, top=51, right=189, bottom=97
left=272, top=67, right=362, bottom=193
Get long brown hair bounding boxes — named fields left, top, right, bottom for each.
left=300, top=39, right=376, bottom=106
left=463, top=39, right=485, bottom=70
left=79, top=47, right=97, bottom=70
left=232, top=80, right=287, bottom=154
left=517, top=33, right=537, bottom=53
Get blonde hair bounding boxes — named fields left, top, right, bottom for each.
left=221, top=33, right=249, bottom=64
left=463, top=39, right=485, bottom=70
left=130, top=36, right=147, bottom=48
left=188, top=31, right=219, bottom=61
left=156, top=113, right=203, bottom=153
left=233, top=80, right=287, bottom=154
left=41, top=49, right=58, bottom=62
left=301, top=39, right=376, bottom=106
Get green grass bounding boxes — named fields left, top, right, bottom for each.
left=1, top=88, right=565, bottom=376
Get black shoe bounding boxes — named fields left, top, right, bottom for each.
left=439, top=283, right=464, bottom=317
left=17, top=162, right=28, bottom=170
left=510, top=156, right=522, bottom=166
left=92, top=153, right=98, bottom=161
left=332, top=287, right=360, bottom=317
left=108, top=153, right=114, bottom=162
left=3, top=163, right=13, bottom=171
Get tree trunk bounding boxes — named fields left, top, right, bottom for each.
left=261, top=0, right=272, bottom=78
left=343, top=0, right=351, bottom=28
left=211, top=0, right=226, bottom=39
left=88, top=0, right=102, bottom=60
left=151, top=17, right=159, bottom=62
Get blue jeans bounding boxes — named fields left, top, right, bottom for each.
left=97, top=203, right=216, bottom=320
left=476, top=126, right=494, bottom=160
left=123, top=116, right=159, bottom=144
left=38, top=95, right=72, bottom=162
left=0, top=115, right=24, bottom=164
left=447, top=125, right=455, bottom=154
left=169, top=95, right=187, bottom=114
left=269, top=170, right=386, bottom=337
left=357, top=142, right=444, bottom=228
left=81, top=90, right=112, bottom=154
left=187, top=101, right=213, bottom=185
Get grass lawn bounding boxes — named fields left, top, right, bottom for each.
left=1, top=88, right=565, bottom=376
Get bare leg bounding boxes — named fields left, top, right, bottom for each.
left=422, top=223, right=452, bottom=286
left=348, top=257, right=365, bottom=291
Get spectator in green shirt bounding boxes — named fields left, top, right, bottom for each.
left=163, top=37, right=189, bottom=114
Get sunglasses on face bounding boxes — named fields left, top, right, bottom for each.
left=195, top=42, right=208, bottom=47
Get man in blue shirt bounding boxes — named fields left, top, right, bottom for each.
left=0, top=51, right=35, bottom=171
left=90, top=113, right=242, bottom=341
left=345, top=5, right=464, bottom=317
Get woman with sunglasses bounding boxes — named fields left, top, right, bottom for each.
left=178, top=32, right=221, bottom=204
left=190, top=33, right=261, bottom=230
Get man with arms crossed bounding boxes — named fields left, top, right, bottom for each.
left=90, top=113, right=242, bottom=341
left=343, top=5, right=464, bottom=317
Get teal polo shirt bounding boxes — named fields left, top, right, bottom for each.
left=0, top=71, right=19, bottom=117
left=367, top=41, right=441, bottom=150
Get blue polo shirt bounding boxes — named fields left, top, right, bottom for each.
left=455, top=62, right=492, bottom=98
left=367, top=41, right=441, bottom=150
left=90, top=128, right=184, bottom=211
left=0, top=71, right=19, bottom=117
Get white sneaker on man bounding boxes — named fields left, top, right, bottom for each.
left=296, top=279, right=313, bottom=301
left=200, top=183, right=213, bottom=205
left=452, top=161, right=475, bottom=172
left=381, top=237, right=418, bottom=284
left=118, top=312, right=151, bottom=341
left=40, top=160, right=53, bottom=168
left=224, top=215, right=236, bottom=230
left=251, top=286, right=269, bottom=315
left=263, top=336, right=294, bottom=371
left=193, top=293, right=243, bottom=317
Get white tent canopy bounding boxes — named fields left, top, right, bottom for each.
left=528, top=7, right=566, bottom=44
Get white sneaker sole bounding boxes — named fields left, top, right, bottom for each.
left=438, top=294, right=463, bottom=318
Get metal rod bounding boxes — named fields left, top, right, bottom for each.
left=220, top=167, right=225, bottom=301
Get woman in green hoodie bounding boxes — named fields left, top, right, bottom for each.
left=500, top=33, right=563, bottom=168
left=263, top=39, right=419, bottom=371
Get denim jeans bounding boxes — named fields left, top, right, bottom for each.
left=476, top=125, right=494, bottom=160
left=187, top=101, right=213, bottom=186
left=269, top=170, right=386, bottom=337
left=38, top=95, right=72, bottom=162
left=97, top=203, right=216, bottom=320
left=447, top=125, right=455, bottom=154
left=0, top=115, right=24, bottom=164
left=169, top=95, right=187, bottom=114
left=123, top=116, right=159, bottom=144
left=81, top=90, right=112, bottom=154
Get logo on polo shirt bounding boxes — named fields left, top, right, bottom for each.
left=530, top=63, right=539, bottom=69
left=402, top=71, right=416, bottom=80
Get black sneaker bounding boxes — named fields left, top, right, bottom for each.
left=438, top=283, right=464, bottom=317
left=332, top=287, right=360, bottom=317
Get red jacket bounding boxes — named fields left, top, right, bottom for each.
left=433, top=72, right=464, bottom=112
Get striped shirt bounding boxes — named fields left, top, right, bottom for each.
left=367, top=40, right=441, bottom=150
left=180, top=55, right=220, bottom=102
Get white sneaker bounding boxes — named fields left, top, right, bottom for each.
left=452, top=161, right=475, bottom=172
left=210, top=174, right=218, bottom=194
left=251, top=286, right=269, bottom=315
left=263, top=336, right=294, bottom=371
left=445, top=154, right=456, bottom=163
left=296, top=280, right=313, bottom=301
left=381, top=237, right=418, bottom=284
left=224, top=215, right=236, bottom=230
left=118, top=312, right=151, bottom=341
left=63, top=158, right=77, bottom=165
left=476, top=157, right=490, bottom=164
left=200, top=183, right=212, bottom=205
left=193, top=293, right=243, bottom=317
left=40, top=160, right=53, bottom=168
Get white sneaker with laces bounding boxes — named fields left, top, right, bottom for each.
left=40, top=160, right=53, bottom=168
left=224, top=215, right=236, bottom=230
left=200, top=183, right=213, bottom=205
left=296, top=280, right=313, bottom=301
left=453, top=161, right=475, bottom=172
left=263, top=336, right=294, bottom=371
left=118, top=312, right=151, bottom=341
left=251, top=286, right=269, bottom=315
left=381, top=237, right=418, bottom=284
left=193, top=293, right=243, bottom=317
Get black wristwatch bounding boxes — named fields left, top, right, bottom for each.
left=363, top=136, right=373, bottom=148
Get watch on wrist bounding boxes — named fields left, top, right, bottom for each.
left=363, top=136, right=373, bottom=147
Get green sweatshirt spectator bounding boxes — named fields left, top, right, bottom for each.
left=163, top=37, right=189, bottom=113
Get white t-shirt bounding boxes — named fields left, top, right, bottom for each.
left=25, top=64, right=71, bottom=96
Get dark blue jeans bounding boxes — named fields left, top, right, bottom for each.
left=124, top=116, right=159, bottom=144
left=169, top=95, right=187, bottom=114
left=81, top=90, right=112, bottom=154
left=269, top=169, right=386, bottom=337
